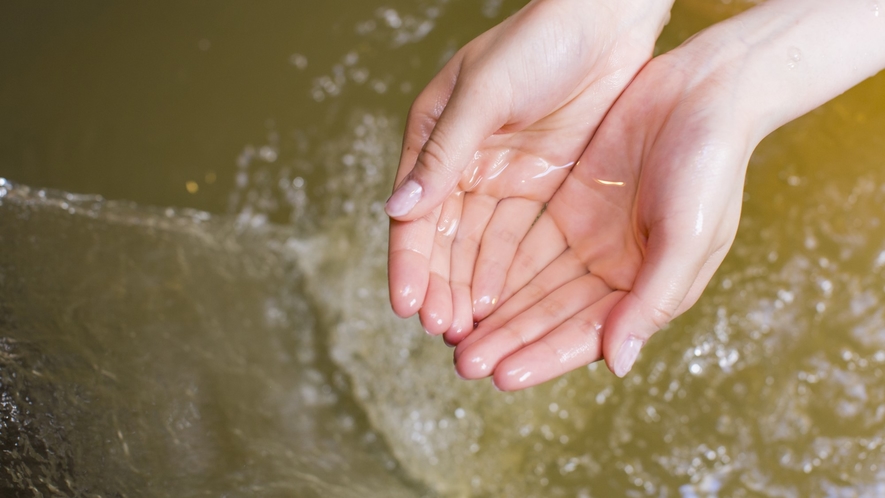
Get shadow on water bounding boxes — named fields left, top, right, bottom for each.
left=5, top=0, right=885, bottom=497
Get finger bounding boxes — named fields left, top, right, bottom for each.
left=602, top=228, right=714, bottom=378
left=492, top=291, right=624, bottom=391
left=419, top=192, right=464, bottom=334
left=499, top=212, right=568, bottom=303
left=455, top=273, right=612, bottom=379
left=471, top=197, right=544, bottom=320
left=385, top=70, right=506, bottom=221
left=442, top=192, right=498, bottom=345
left=387, top=205, right=441, bottom=317
left=457, top=249, right=585, bottom=356
left=387, top=52, right=462, bottom=191
left=444, top=284, right=475, bottom=346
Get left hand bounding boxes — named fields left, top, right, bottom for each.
left=387, top=0, right=673, bottom=342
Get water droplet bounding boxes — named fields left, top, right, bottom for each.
left=786, top=47, right=802, bottom=69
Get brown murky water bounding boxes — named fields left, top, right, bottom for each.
left=3, top=1, right=885, bottom=496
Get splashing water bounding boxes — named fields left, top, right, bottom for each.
left=5, top=0, right=885, bottom=496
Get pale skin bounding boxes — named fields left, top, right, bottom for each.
left=388, top=0, right=885, bottom=389
left=386, top=0, right=674, bottom=340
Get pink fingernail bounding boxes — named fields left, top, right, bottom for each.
left=385, top=180, right=422, bottom=217
left=614, top=336, right=644, bottom=377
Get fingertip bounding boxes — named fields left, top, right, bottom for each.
left=454, top=347, right=494, bottom=380
left=420, top=312, right=448, bottom=335
left=471, top=294, right=498, bottom=322
left=442, top=321, right=465, bottom=343
left=385, top=179, right=424, bottom=219
left=389, top=282, right=424, bottom=318
left=491, top=362, right=533, bottom=392
left=451, top=323, right=481, bottom=363
left=419, top=274, right=454, bottom=334
left=601, top=294, right=658, bottom=377
left=388, top=242, right=432, bottom=318
left=610, top=335, right=644, bottom=378
left=453, top=362, right=467, bottom=380
left=388, top=268, right=428, bottom=318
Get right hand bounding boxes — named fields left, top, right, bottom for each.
left=386, top=0, right=673, bottom=341
left=452, top=47, right=753, bottom=389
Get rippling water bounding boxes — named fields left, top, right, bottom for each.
left=4, top=1, right=885, bottom=496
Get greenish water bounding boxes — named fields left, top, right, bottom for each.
left=4, top=1, right=885, bottom=496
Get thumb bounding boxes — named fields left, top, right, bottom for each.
left=601, top=227, right=719, bottom=378
left=385, top=75, right=505, bottom=221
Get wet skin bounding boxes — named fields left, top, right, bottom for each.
left=386, top=0, right=674, bottom=342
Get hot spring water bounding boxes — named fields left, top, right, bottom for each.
left=4, top=1, right=885, bottom=496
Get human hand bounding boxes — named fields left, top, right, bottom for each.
left=453, top=44, right=756, bottom=390
left=386, top=0, right=674, bottom=340
left=454, top=0, right=885, bottom=389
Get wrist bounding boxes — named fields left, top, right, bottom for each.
left=532, top=0, right=674, bottom=43
left=671, top=0, right=885, bottom=144
left=600, top=0, right=675, bottom=42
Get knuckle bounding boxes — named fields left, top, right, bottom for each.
left=522, top=282, right=547, bottom=304
left=416, top=134, right=456, bottom=178
left=537, top=296, right=565, bottom=318
left=489, top=226, right=521, bottom=246
left=405, top=102, right=439, bottom=142
left=453, top=234, right=480, bottom=255
left=517, top=330, right=531, bottom=348
left=512, top=251, right=539, bottom=275
left=641, top=298, right=679, bottom=331
left=571, top=315, right=602, bottom=342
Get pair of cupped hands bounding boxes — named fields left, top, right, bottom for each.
left=386, top=0, right=756, bottom=390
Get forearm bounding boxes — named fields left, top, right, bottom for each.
left=675, top=0, right=885, bottom=143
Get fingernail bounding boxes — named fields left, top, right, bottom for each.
left=614, top=336, right=644, bottom=377
left=385, top=180, right=422, bottom=217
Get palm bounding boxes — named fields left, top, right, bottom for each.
left=453, top=53, right=751, bottom=389
left=387, top=0, right=669, bottom=341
